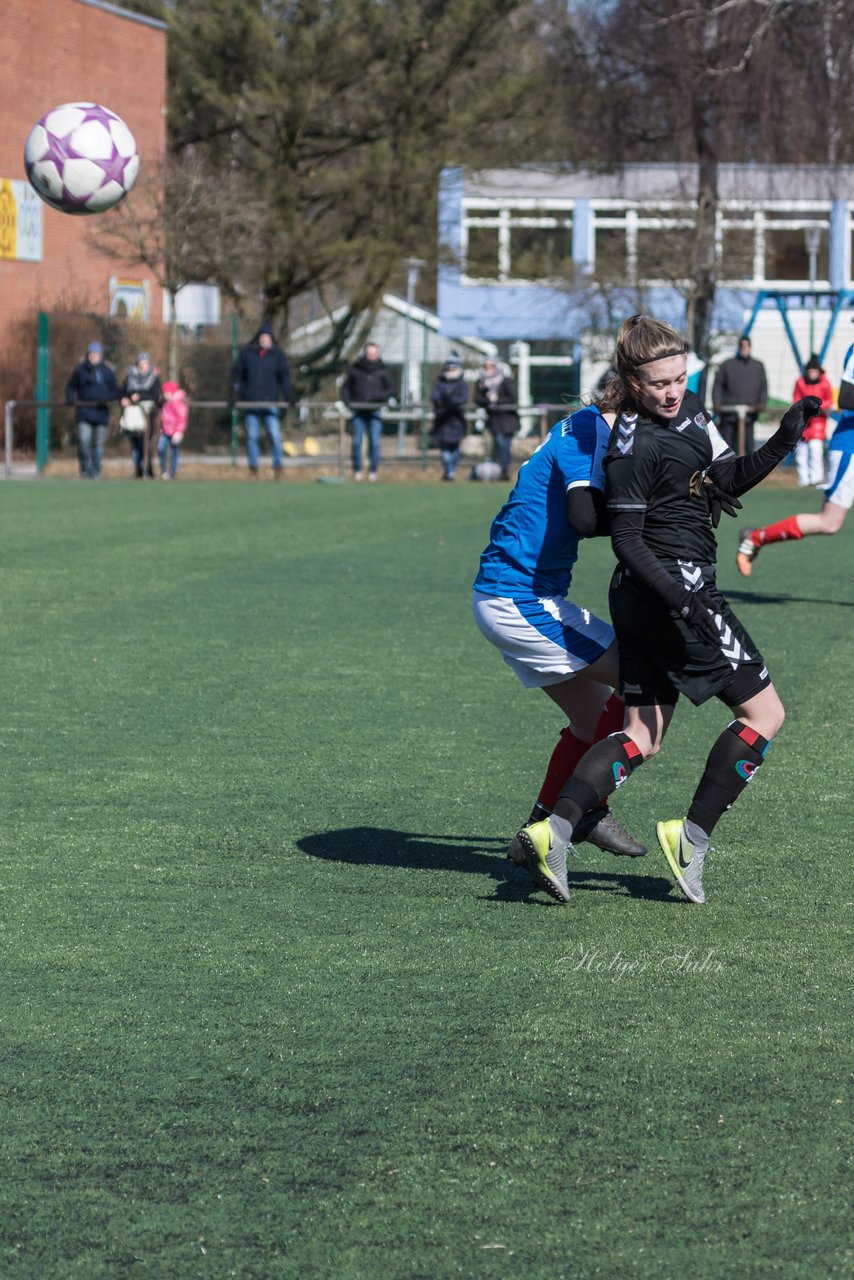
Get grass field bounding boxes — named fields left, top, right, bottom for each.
left=1, top=478, right=850, bottom=1280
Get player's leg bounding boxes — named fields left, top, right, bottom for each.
left=738, top=451, right=852, bottom=576
left=512, top=700, right=673, bottom=903
left=474, top=593, right=644, bottom=856
left=657, top=640, right=781, bottom=904
left=534, top=646, right=645, bottom=855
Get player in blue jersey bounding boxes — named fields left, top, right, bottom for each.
left=473, top=400, right=647, bottom=862
left=508, top=315, right=818, bottom=906
left=737, top=340, right=854, bottom=575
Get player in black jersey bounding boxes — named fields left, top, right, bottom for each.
left=510, top=314, right=820, bottom=905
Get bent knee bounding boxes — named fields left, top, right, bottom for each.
left=821, top=506, right=847, bottom=534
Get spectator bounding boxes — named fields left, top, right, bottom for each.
left=230, top=323, right=296, bottom=479
left=341, top=341, right=396, bottom=482
left=792, top=354, right=833, bottom=487
left=158, top=381, right=189, bottom=479
left=121, top=352, right=162, bottom=479
left=712, top=335, right=767, bottom=454
left=430, top=354, right=468, bottom=481
left=65, top=341, right=120, bottom=479
left=475, top=358, right=520, bottom=481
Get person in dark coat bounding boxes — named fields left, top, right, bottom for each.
left=712, top=335, right=768, bottom=455
left=341, top=341, right=396, bottom=481
left=120, top=352, right=162, bottom=478
left=475, top=358, right=520, bottom=481
left=431, top=353, right=469, bottom=481
left=65, top=341, right=121, bottom=478
left=230, top=324, right=296, bottom=478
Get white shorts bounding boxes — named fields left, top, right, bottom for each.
left=823, top=450, right=854, bottom=510
left=472, top=590, right=614, bottom=689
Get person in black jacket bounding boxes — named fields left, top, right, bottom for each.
left=712, top=335, right=768, bottom=454
left=430, top=353, right=469, bottom=481
left=65, top=341, right=121, bottom=478
left=230, top=324, right=296, bottom=478
left=475, top=358, right=520, bottom=481
left=510, top=314, right=817, bottom=906
left=341, top=342, right=396, bottom=481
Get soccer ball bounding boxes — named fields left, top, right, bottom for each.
left=23, top=102, right=139, bottom=215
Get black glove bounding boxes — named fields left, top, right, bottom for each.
left=704, top=478, right=743, bottom=528
left=677, top=589, right=723, bottom=650
left=776, top=396, right=822, bottom=447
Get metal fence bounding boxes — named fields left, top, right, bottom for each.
left=3, top=399, right=572, bottom=478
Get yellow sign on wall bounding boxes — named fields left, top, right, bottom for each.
left=0, top=179, right=43, bottom=261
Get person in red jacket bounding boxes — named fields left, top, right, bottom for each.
left=792, top=354, right=833, bottom=487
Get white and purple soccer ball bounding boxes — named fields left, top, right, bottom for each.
left=24, top=102, right=139, bottom=215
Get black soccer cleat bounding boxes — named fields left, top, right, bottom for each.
left=573, top=806, right=647, bottom=857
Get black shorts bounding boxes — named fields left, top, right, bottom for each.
left=609, top=565, right=771, bottom=708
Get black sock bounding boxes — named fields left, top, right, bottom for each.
left=687, top=720, right=771, bottom=836
left=553, top=733, right=644, bottom=829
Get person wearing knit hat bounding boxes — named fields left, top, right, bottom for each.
left=430, top=353, right=468, bottom=480
left=229, top=323, right=297, bottom=478
left=120, top=352, right=163, bottom=478
left=475, top=357, right=520, bottom=482
left=789, top=354, right=833, bottom=487
left=65, top=341, right=120, bottom=478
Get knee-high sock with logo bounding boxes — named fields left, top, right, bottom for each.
left=751, top=516, right=803, bottom=547
left=535, top=694, right=625, bottom=811
left=550, top=732, right=644, bottom=840
left=687, top=720, right=771, bottom=838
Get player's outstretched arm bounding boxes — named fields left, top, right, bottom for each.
left=708, top=396, right=822, bottom=498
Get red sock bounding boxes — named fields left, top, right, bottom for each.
left=753, top=516, right=802, bottom=547
left=595, top=693, right=625, bottom=739
left=537, top=727, right=590, bottom=811
left=536, top=695, right=625, bottom=810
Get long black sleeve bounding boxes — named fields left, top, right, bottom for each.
left=567, top=487, right=609, bottom=538
left=707, top=434, right=790, bottom=498
left=708, top=396, right=821, bottom=498
left=610, top=509, right=687, bottom=614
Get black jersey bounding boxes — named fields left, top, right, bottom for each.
left=604, top=391, right=734, bottom=564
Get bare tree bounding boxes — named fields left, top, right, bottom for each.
left=89, top=153, right=262, bottom=378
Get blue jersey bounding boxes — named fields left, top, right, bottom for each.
left=473, top=406, right=611, bottom=598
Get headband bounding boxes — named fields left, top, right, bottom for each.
left=634, top=347, right=687, bottom=366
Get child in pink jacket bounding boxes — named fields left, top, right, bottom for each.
left=158, top=381, right=188, bottom=479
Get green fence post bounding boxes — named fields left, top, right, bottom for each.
left=36, top=311, right=50, bottom=474
left=230, top=314, right=240, bottom=467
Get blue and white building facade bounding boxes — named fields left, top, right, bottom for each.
left=438, top=165, right=854, bottom=400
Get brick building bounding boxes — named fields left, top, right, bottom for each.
left=0, top=0, right=167, bottom=351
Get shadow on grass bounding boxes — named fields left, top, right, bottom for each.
left=296, top=826, right=676, bottom=906
left=724, top=587, right=854, bottom=608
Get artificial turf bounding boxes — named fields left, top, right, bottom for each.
left=0, top=478, right=850, bottom=1279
